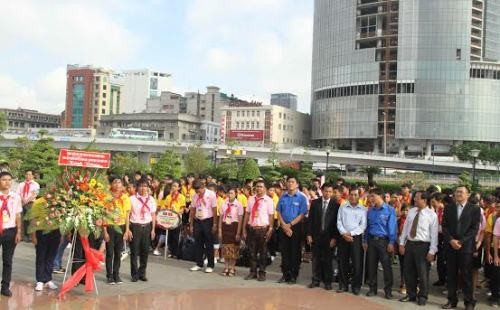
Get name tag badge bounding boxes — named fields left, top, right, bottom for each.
left=196, top=207, right=205, bottom=219
left=293, top=202, right=299, bottom=207
left=225, top=215, right=232, bottom=225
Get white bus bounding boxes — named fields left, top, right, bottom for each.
left=109, top=128, right=159, bottom=141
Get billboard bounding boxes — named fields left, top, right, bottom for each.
left=228, top=130, right=264, bottom=141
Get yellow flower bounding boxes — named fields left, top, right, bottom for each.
left=89, top=179, right=97, bottom=188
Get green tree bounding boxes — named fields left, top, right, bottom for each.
left=217, top=158, right=239, bottom=180
left=297, top=162, right=316, bottom=187
left=237, top=158, right=261, bottom=182
left=8, top=136, right=59, bottom=187
left=360, top=166, right=382, bottom=186
left=450, top=142, right=489, bottom=162
left=109, top=153, right=148, bottom=177
left=152, top=150, right=183, bottom=179
left=267, top=142, right=279, bottom=167
left=0, top=112, right=6, bottom=136
left=260, top=166, right=282, bottom=183
left=184, top=146, right=210, bottom=176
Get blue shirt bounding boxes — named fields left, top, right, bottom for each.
left=337, top=204, right=367, bottom=236
left=277, top=191, right=308, bottom=224
left=364, top=203, right=397, bottom=244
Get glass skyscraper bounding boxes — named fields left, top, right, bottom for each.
left=311, top=0, right=500, bottom=156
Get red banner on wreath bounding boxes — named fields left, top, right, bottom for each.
left=58, top=149, right=111, bottom=169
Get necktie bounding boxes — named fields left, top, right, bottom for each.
left=251, top=197, right=263, bottom=224
left=23, top=182, right=31, bottom=198
left=321, top=200, right=328, bottom=231
left=409, top=209, right=420, bottom=239
left=0, top=195, right=10, bottom=234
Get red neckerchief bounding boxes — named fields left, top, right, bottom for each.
left=250, top=196, right=264, bottom=224
left=437, top=208, right=444, bottom=225
left=169, top=192, right=179, bottom=209
left=23, top=181, right=31, bottom=198
left=196, top=192, right=206, bottom=208
left=0, top=195, right=11, bottom=234
left=224, top=201, right=235, bottom=221
left=136, top=195, right=150, bottom=219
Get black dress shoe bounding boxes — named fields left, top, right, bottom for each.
left=366, top=290, right=377, bottom=297
left=399, top=296, right=416, bottom=302
left=385, top=292, right=393, bottom=300
left=139, top=276, right=148, bottom=282
left=442, top=302, right=457, bottom=309
left=277, top=276, right=288, bottom=283
left=417, top=298, right=427, bottom=306
left=0, top=288, right=12, bottom=297
left=307, top=282, right=319, bottom=288
left=464, top=304, right=474, bottom=310
left=287, top=277, right=297, bottom=284
left=352, top=289, right=360, bottom=296
left=131, top=276, right=138, bottom=282
left=336, top=287, right=348, bottom=293
left=324, top=284, right=332, bottom=291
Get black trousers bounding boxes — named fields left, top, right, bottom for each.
left=367, top=237, right=393, bottom=293
left=446, top=250, right=475, bottom=306
left=35, top=229, right=60, bottom=283
left=0, top=228, right=17, bottom=289
left=404, top=241, right=431, bottom=300
left=491, top=262, right=500, bottom=301
left=130, top=223, right=152, bottom=278
left=105, top=225, right=124, bottom=279
left=267, top=222, right=279, bottom=257
left=279, top=223, right=303, bottom=279
left=194, top=218, right=214, bottom=268
left=247, top=226, right=269, bottom=273
left=436, top=233, right=447, bottom=283
left=22, top=203, right=32, bottom=238
left=167, top=227, right=181, bottom=257
left=311, top=232, right=334, bottom=285
left=338, top=235, right=363, bottom=290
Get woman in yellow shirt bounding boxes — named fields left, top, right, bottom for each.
left=156, top=180, right=186, bottom=258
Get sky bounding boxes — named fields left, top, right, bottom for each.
left=0, top=0, right=314, bottom=114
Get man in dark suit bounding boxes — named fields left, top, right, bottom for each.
left=441, top=185, right=481, bottom=310
left=306, top=183, right=340, bottom=290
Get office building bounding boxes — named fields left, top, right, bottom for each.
left=120, top=69, right=172, bottom=113
left=311, top=0, right=500, bottom=155
left=271, top=93, right=298, bottom=111
left=220, top=102, right=311, bottom=147
left=1, top=108, right=61, bottom=131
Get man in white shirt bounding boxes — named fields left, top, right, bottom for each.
left=16, top=170, right=39, bottom=242
left=399, top=191, right=438, bottom=306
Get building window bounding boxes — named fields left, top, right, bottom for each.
left=247, top=111, right=250, bottom=117
left=456, top=49, right=461, bottom=60
left=279, top=112, right=282, bottom=118
left=256, top=121, right=260, bottom=128
left=236, top=122, right=239, bottom=129
left=246, top=121, right=250, bottom=129
left=103, top=85, right=107, bottom=90
left=237, top=111, right=240, bottom=117
left=101, top=109, right=105, bottom=114
left=257, top=111, right=260, bottom=117
left=169, top=133, right=174, bottom=139
left=252, top=111, right=255, bottom=117
left=251, top=121, right=254, bottom=129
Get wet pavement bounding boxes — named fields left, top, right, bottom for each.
left=0, top=242, right=492, bottom=309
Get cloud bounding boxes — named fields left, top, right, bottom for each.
left=0, top=1, right=139, bottom=65
left=0, top=67, right=66, bottom=114
left=184, top=0, right=313, bottom=113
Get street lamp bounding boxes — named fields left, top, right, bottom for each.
left=326, top=148, right=331, bottom=172
left=470, top=149, right=480, bottom=187
left=213, top=146, right=219, bottom=168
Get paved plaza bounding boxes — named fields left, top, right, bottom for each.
left=0, top=242, right=492, bottom=309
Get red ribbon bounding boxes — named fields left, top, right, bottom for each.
left=0, top=195, right=10, bottom=234
left=250, top=197, right=263, bottom=224
left=169, top=192, right=179, bottom=209
left=137, top=195, right=150, bottom=219
left=23, top=182, right=31, bottom=199
left=224, top=202, right=234, bottom=221
left=58, top=236, right=104, bottom=299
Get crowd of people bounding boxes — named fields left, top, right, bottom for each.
left=0, top=162, right=499, bottom=310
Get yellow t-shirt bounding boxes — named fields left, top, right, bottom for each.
left=182, top=185, right=195, bottom=204
left=216, top=196, right=225, bottom=216
left=271, top=194, right=279, bottom=220
left=111, top=194, right=132, bottom=226
left=237, top=193, right=248, bottom=209
left=359, top=196, right=367, bottom=207
left=159, top=193, right=186, bottom=214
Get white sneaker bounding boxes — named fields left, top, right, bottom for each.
left=218, top=258, right=225, bottom=263
left=45, top=281, right=58, bottom=290
left=190, top=265, right=202, bottom=272
left=153, top=249, right=161, bottom=256
left=204, top=267, right=213, bottom=273
left=203, top=258, right=208, bottom=266
left=35, top=282, right=44, bottom=291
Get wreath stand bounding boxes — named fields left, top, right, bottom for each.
left=62, top=231, right=99, bottom=296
